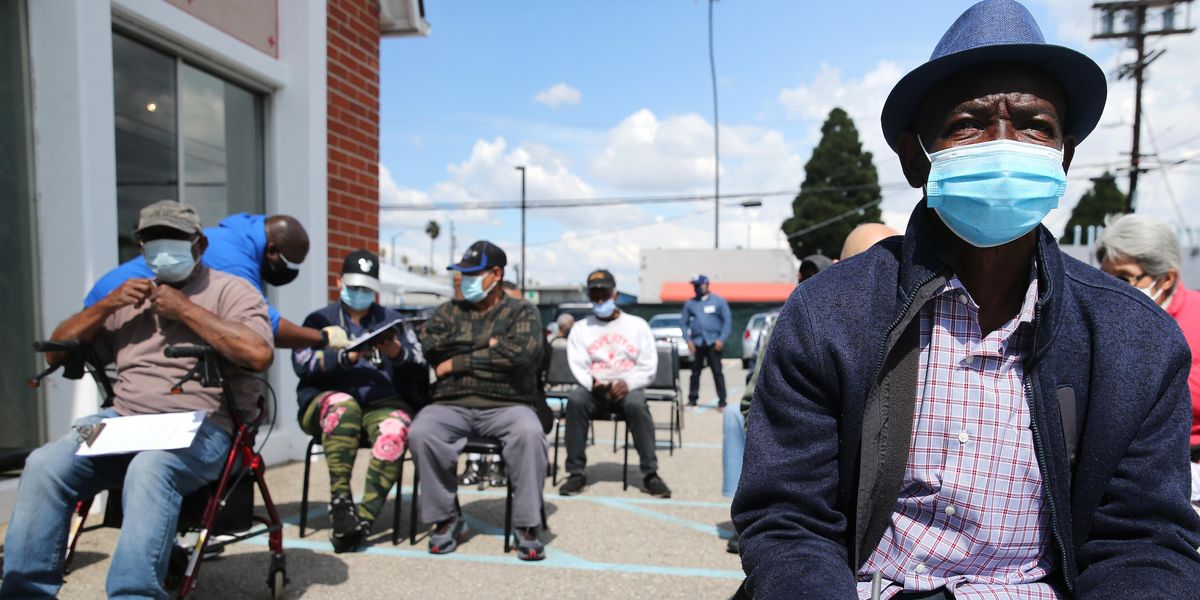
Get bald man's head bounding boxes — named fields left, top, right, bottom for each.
left=265, top=215, right=310, bottom=264
left=840, top=223, right=899, bottom=261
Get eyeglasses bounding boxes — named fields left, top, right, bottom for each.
left=1111, top=271, right=1154, bottom=286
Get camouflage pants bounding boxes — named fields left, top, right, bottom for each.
left=315, top=392, right=411, bottom=525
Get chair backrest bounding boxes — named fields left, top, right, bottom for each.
left=648, top=342, right=679, bottom=391
left=545, top=342, right=576, bottom=386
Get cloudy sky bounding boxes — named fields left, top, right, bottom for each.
left=378, top=0, right=1200, bottom=294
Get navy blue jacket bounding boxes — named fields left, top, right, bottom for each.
left=292, top=302, right=427, bottom=420
left=732, top=203, right=1200, bottom=598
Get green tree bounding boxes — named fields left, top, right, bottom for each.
left=781, top=108, right=882, bottom=258
left=1060, top=173, right=1126, bottom=244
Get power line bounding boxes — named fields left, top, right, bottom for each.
left=784, top=199, right=883, bottom=241
left=380, top=182, right=911, bottom=212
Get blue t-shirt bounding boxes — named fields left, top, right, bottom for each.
left=84, top=213, right=281, bottom=334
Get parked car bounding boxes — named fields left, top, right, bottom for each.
left=648, top=313, right=691, bottom=366
left=742, top=310, right=779, bottom=369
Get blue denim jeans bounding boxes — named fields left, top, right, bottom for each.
left=722, top=407, right=745, bottom=497
left=1, top=409, right=231, bottom=600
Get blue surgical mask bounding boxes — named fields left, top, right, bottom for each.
left=924, top=139, right=1068, bottom=248
left=340, top=286, right=375, bottom=311
left=460, top=274, right=497, bottom=304
left=143, top=239, right=197, bottom=283
left=593, top=299, right=616, bottom=319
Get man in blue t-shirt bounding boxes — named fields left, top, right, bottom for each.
left=85, top=213, right=324, bottom=348
left=681, top=274, right=731, bottom=409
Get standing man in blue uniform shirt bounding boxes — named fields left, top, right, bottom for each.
left=681, top=274, right=731, bottom=409
left=85, top=212, right=324, bottom=348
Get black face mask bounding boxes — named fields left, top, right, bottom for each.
left=262, top=255, right=299, bottom=286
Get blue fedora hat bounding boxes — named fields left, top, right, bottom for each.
left=881, top=0, right=1106, bottom=152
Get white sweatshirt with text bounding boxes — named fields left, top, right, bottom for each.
left=566, top=312, right=658, bottom=391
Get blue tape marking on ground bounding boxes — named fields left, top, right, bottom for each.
left=245, top=533, right=744, bottom=580
left=589, top=496, right=735, bottom=540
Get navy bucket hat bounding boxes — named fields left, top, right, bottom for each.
left=881, top=0, right=1107, bottom=152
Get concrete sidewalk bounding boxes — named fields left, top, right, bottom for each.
left=1, top=361, right=749, bottom=599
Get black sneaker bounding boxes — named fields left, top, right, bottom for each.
left=329, top=496, right=363, bottom=553
left=459, top=459, right=483, bottom=486
left=558, top=474, right=587, bottom=496
left=644, top=472, right=672, bottom=498
left=514, top=526, right=545, bottom=561
left=726, top=535, right=740, bottom=554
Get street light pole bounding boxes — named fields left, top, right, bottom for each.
left=389, top=232, right=402, bottom=267
left=515, top=166, right=527, bottom=293
left=740, top=198, right=762, bottom=250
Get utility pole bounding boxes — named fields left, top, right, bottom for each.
left=1092, top=0, right=1194, bottom=212
left=449, top=220, right=456, bottom=266
left=515, top=166, right=527, bottom=293
left=708, top=0, right=720, bottom=248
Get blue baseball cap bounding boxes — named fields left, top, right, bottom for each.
left=881, top=0, right=1106, bottom=152
left=690, top=274, right=710, bottom=285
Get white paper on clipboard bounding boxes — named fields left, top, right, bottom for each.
left=76, top=411, right=206, bottom=457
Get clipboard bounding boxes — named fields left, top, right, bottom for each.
left=345, top=318, right=405, bottom=352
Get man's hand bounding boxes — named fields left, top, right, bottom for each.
left=150, top=284, right=193, bottom=321
left=101, top=278, right=155, bottom=311
left=609, top=380, right=629, bottom=402
left=592, top=381, right=611, bottom=400
left=380, top=331, right=403, bottom=359
left=687, top=341, right=697, bottom=355
left=488, top=337, right=498, bottom=348
left=714, top=340, right=724, bottom=352
left=435, top=359, right=454, bottom=378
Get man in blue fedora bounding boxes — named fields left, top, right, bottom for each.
left=732, top=1, right=1200, bottom=598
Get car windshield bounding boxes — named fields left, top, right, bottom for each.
left=649, top=315, right=681, bottom=328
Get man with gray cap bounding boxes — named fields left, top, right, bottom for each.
left=732, top=1, right=1200, bottom=598
left=2, top=201, right=273, bottom=598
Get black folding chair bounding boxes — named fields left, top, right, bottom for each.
left=409, top=437, right=547, bottom=552
left=299, top=435, right=411, bottom=545
left=644, top=342, right=684, bottom=453
left=28, top=341, right=287, bottom=599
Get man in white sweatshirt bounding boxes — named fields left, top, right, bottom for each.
left=558, top=269, right=672, bottom=498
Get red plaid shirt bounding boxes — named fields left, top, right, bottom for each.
left=858, top=270, right=1060, bottom=599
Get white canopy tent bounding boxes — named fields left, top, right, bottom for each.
left=378, top=263, right=453, bottom=306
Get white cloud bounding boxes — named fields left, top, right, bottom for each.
left=532, top=82, right=582, bottom=109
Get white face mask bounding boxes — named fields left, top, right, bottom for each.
left=1137, top=279, right=1164, bottom=305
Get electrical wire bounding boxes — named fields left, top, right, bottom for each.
left=1144, top=111, right=1191, bottom=228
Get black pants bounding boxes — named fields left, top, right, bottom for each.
left=688, top=343, right=726, bottom=405
left=563, top=386, right=659, bottom=476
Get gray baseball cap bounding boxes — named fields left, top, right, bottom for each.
left=136, top=200, right=202, bottom=235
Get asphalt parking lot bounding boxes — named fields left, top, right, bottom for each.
left=1, top=361, right=749, bottom=599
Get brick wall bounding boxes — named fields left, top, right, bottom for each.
left=327, top=0, right=381, bottom=298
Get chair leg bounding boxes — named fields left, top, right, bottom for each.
left=503, top=475, right=514, bottom=553
left=612, top=418, right=619, bottom=453
left=300, top=437, right=316, bottom=538
left=392, top=452, right=405, bottom=545
left=409, top=459, right=420, bottom=546
left=623, top=426, right=630, bottom=491
left=64, top=498, right=94, bottom=572
left=552, top=419, right=561, bottom=486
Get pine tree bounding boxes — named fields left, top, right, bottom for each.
left=781, top=108, right=882, bottom=258
left=1060, top=173, right=1126, bottom=244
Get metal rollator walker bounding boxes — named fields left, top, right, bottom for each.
left=28, top=339, right=288, bottom=598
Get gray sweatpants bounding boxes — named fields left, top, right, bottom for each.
left=408, top=404, right=548, bottom=528
left=564, top=385, right=658, bottom=476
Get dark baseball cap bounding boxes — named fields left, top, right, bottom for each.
left=448, top=240, right=507, bottom=273
left=690, top=274, right=709, bottom=285
left=801, top=254, right=833, bottom=274
left=586, top=269, right=616, bottom=290
left=341, top=249, right=381, bottom=292
left=136, top=200, right=202, bottom=235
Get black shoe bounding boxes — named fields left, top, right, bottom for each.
left=459, top=459, right=483, bottom=486
left=558, top=474, right=587, bottom=496
left=329, top=496, right=363, bottom=553
left=644, top=472, right=672, bottom=498
left=487, top=461, right=508, bottom=488
left=726, top=535, right=740, bottom=554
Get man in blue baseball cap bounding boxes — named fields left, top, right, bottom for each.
left=681, top=274, right=732, bottom=409
left=732, top=1, right=1200, bottom=598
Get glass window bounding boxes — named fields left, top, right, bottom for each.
left=113, top=33, right=264, bottom=263
left=0, top=0, right=43, bottom=447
